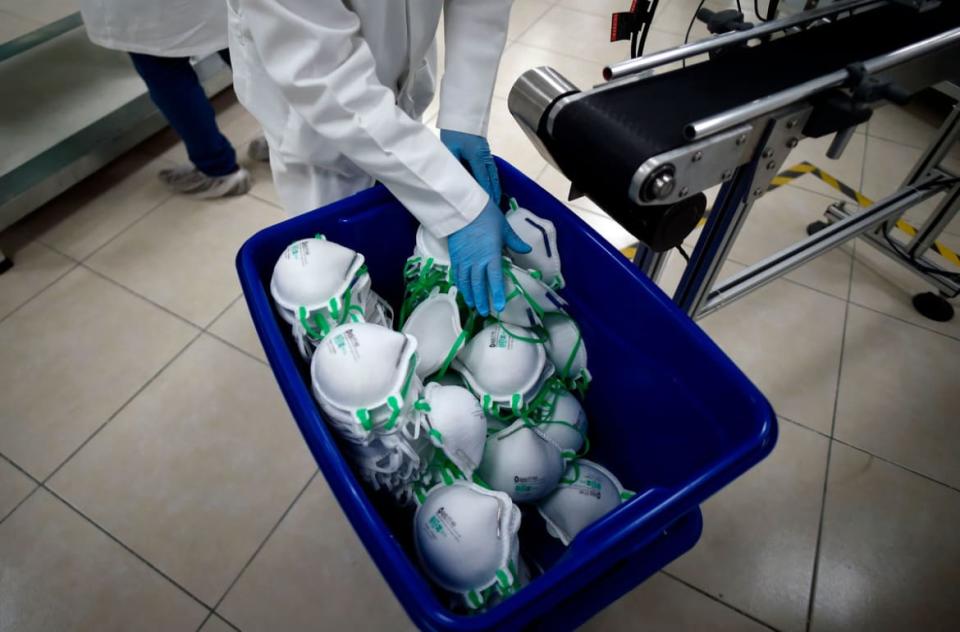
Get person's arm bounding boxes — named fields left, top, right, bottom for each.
left=438, top=0, right=513, bottom=136
left=239, top=0, right=488, bottom=237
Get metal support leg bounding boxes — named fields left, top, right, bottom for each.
left=632, top=243, right=669, bottom=284
left=673, top=173, right=757, bottom=317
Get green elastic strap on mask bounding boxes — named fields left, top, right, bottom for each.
left=314, top=233, right=325, bottom=240
left=495, top=569, right=513, bottom=593
left=414, top=400, right=431, bottom=413
left=510, top=393, right=523, bottom=417
left=508, top=197, right=519, bottom=212
left=428, top=428, right=443, bottom=444
left=355, top=409, right=373, bottom=432
left=620, top=490, right=636, bottom=501
left=528, top=269, right=543, bottom=281
left=560, top=459, right=581, bottom=485
left=435, top=311, right=474, bottom=379
left=466, top=589, right=484, bottom=610
left=503, top=266, right=547, bottom=321
left=383, top=396, right=402, bottom=431
left=483, top=393, right=518, bottom=422
left=327, top=295, right=342, bottom=323
left=298, top=306, right=331, bottom=340
left=471, top=472, right=492, bottom=490
left=413, top=485, right=427, bottom=505
left=496, top=320, right=548, bottom=345
left=440, top=466, right=455, bottom=486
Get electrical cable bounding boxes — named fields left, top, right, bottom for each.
left=677, top=245, right=691, bottom=262
left=683, top=0, right=709, bottom=67
left=754, top=0, right=768, bottom=22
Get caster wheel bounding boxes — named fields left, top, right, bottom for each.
left=806, top=220, right=829, bottom=236
left=912, top=292, right=954, bottom=322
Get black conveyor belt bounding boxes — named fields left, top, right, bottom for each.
left=544, top=2, right=960, bottom=209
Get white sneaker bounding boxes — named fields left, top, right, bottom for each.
left=158, top=165, right=252, bottom=198
left=247, top=136, right=270, bottom=163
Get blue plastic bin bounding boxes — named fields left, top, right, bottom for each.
left=237, top=158, right=777, bottom=631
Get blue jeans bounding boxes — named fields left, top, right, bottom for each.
left=129, top=50, right=238, bottom=176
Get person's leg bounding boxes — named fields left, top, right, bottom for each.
left=129, top=52, right=238, bottom=177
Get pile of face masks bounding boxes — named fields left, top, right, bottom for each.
left=270, top=203, right=633, bottom=612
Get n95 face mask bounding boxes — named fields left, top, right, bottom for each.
left=414, top=481, right=520, bottom=609
left=362, top=288, right=394, bottom=329
left=489, top=262, right=544, bottom=330
left=543, top=312, right=590, bottom=391
left=530, top=379, right=589, bottom=455
left=453, top=323, right=551, bottom=417
left=402, top=287, right=466, bottom=380
left=311, top=323, right=419, bottom=436
left=477, top=420, right=566, bottom=503
left=506, top=201, right=564, bottom=289
left=271, top=236, right=367, bottom=340
left=537, top=459, right=634, bottom=546
left=507, top=266, right=568, bottom=317
left=416, top=383, right=487, bottom=478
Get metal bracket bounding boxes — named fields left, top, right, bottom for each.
left=628, top=123, right=758, bottom=205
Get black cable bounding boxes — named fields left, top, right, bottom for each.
left=879, top=220, right=960, bottom=295
left=754, top=0, right=768, bottom=22
left=677, top=245, right=691, bottom=262
left=682, top=0, right=709, bottom=68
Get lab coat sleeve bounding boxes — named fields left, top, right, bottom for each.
left=239, top=0, right=488, bottom=237
left=438, top=0, right=513, bottom=136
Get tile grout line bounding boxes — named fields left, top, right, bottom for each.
left=0, top=261, right=80, bottom=328
left=202, top=470, right=320, bottom=632
left=43, top=485, right=215, bottom=612
left=0, top=450, right=44, bottom=525
left=847, top=297, right=960, bottom=343
left=658, top=571, right=782, bottom=632
left=775, top=415, right=960, bottom=495
left=205, top=330, right=269, bottom=367
left=78, top=263, right=208, bottom=330
left=802, top=215, right=858, bottom=631
left=41, top=331, right=204, bottom=486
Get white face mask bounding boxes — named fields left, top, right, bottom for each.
left=453, top=323, right=552, bottom=417
left=489, top=262, right=545, bottom=330
left=530, top=380, right=589, bottom=455
left=477, top=420, right=566, bottom=503
left=415, top=383, right=487, bottom=478
left=537, top=459, right=634, bottom=546
left=415, top=224, right=451, bottom=269
left=506, top=200, right=564, bottom=289
left=271, top=236, right=367, bottom=329
left=402, top=288, right=467, bottom=380
left=506, top=266, right=568, bottom=317
left=311, top=323, right=419, bottom=436
left=542, top=313, right=591, bottom=392
left=413, top=480, right=521, bottom=609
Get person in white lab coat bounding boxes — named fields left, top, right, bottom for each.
left=79, top=0, right=268, bottom=198
left=227, top=0, right=530, bottom=315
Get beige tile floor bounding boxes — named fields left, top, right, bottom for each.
left=2, top=1, right=959, bottom=630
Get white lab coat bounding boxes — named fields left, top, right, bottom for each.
left=79, top=0, right=227, bottom=57
left=227, top=0, right=513, bottom=237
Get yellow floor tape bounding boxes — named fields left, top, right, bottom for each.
left=617, top=162, right=959, bottom=267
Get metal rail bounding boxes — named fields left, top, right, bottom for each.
left=603, top=0, right=879, bottom=80
left=685, top=24, right=960, bottom=140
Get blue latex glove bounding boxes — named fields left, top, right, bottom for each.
left=440, top=129, right=502, bottom=204
left=448, top=199, right=532, bottom=316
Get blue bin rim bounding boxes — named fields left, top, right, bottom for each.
left=236, top=158, right=777, bottom=630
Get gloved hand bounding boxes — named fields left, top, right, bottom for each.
left=448, top=199, right=532, bottom=316
left=440, top=129, right=502, bottom=204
